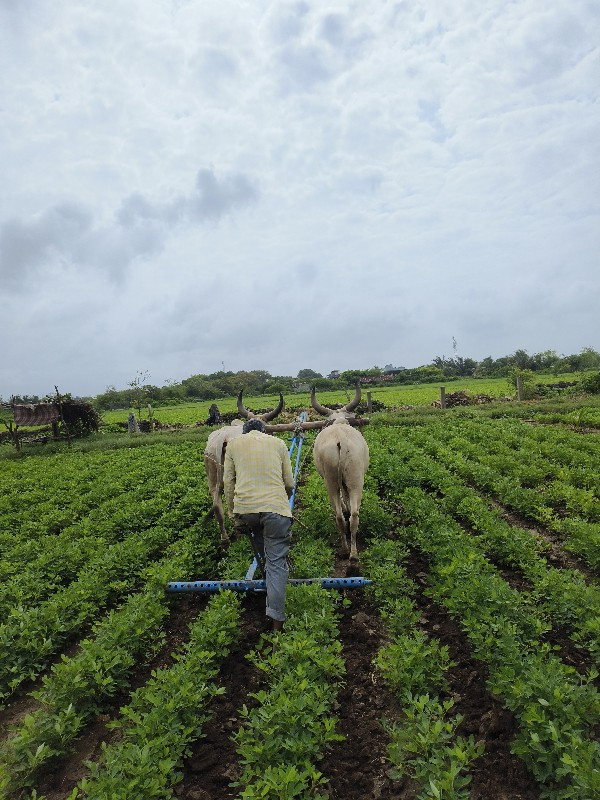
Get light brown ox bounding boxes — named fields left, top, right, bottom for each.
left=203, top=391, right=284, bottom=544
left=310, top=384, right=370, bottom=570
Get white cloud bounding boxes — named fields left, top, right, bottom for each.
left=0, top=0, right=598, bottom=396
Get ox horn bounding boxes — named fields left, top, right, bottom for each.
left=260, top=392, right=284, bottom=422
left=237, top=389, right=285, bottom=421
left=237, top=389, right=252, bottom=419
left=343, top=382, right=362, bottom=412
left=310, top=385, right=333, bottom=417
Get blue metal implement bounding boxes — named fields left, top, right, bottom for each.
left=166, top=577, right=372, bottom=593
left=168, top=411, right=373, bottom=594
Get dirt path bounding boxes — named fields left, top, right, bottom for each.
left=32, top=593, right=210, bottom=800
left=174, top=591, right=266, bottom=800
left=407, top=550, right=540, bottom=800
left=318, top=590, right=408, bottom=799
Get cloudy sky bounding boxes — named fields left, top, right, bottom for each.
left=1, top=0, right=598, bottom=397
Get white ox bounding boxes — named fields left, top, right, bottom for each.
left=310, top=385, right=369, bottom=570
left=203, top=391, right=284, bottom=544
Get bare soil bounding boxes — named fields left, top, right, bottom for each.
left=11, top=532, right=562, bottom=800
left=25, top=593, right=210, bottom=800
left=175, top=591, right=266, bottom=800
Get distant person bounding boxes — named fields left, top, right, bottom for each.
left=206, top=403, right=222, bottom=425
left=223, top=419, right=294, bottom=631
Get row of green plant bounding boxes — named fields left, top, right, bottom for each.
left=0, top=444, right=206, bottom=615
left=367, top=426, right=600, bottom=667
left=275, top=455, right=484, bottom=799
left=0, top=440, right=208, bottom=544
left=390, top=485, right=600, bottom=800
left=234, top=582, right=344, bottom=799
left=0, top=483, right=198, bottom=618
left=0, top=521, right=219, bottom=796
left=428, top=417, right=600, bottom=504
left=0, top=443, right=178, bottom=537
left=73, top=590, right=241, bottom=800
left=0, top=481, right=213, bottom=703
left=364, top=539, right=484, bottom=800
left=228, top=480, right=345, bottom=799
left=23, top=540, right=244, bottom=800
left=66, top=464, right=341, bottom=800
left=408, top=422, right=600, bottom=570
left=371, top=394, right=600, bottom=430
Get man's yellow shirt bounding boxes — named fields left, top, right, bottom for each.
left=223, top=430, right=294, bottom=518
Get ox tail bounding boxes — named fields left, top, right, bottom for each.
left=337, top=441, right=349, bottom=515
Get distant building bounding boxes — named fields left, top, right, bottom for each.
left=384, top=364, right=405, bottom=373
left=327, top=370, right=340, bottom=379
left=292, top=382, right=310, bottom=393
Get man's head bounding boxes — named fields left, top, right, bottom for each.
left=243, top=418, right=267, bottom=434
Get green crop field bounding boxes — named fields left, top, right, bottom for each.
left=0, top=391, right=598, bottom=799
left=99, top=372, right=588, bottom=428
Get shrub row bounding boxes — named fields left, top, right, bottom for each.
left=397, top=487, right=600, bottom=799
left=0, top=524, right=220, bottom=794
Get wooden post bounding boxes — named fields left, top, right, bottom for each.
left=367, top=392, right=372, bottom=413
left=516, top=376, right=523, bottom=401
left=440, top=386, right=447, bottom=409
left=7, top=421, right=21, bottom=452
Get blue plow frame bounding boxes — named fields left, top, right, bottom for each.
left=166, top=411, right=372, bottom=594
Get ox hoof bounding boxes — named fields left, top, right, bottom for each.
left=346, top=561, right=361, bottom=577
left=220, top=536, right=231, bottom=549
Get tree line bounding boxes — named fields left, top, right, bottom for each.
left=5, top=347, right=599, bottom=410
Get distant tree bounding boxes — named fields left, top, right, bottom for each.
left=265, top=376, right=294, bottom=393
left=474, top=356, right=496, bottom=377
left=265, top=382, right=288, bottom=395
left=530, top=350, right=559, bottom=372
left=511, top=349, right=532, bottom=370
left=570, top=347, right=600, bottom=371
left=297, top=369, right=322, bottom=380
left=432, top=356, right=476, bottom=377
left=128, top=370, right=150, bottom=417
left=507, top=368, right=537, bottom=398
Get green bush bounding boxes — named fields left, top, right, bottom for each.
left=580, top=371, right=600, bottom=394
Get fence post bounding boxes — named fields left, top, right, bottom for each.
left=516, top=376, right=524, bottom=401
left=440, top=386, right=447, bottom=409
left=367, top=392, right=372, bottom=413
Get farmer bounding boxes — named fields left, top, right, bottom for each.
left=223, top=418, right=294, bottom=631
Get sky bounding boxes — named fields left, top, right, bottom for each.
left=1, top=0, right=598, bottom=398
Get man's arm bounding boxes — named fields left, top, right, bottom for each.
left=223, top=445, right=236, bottom=515
left=280, top=440, right=295, bottom=497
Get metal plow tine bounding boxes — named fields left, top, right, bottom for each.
left=166, top=577, right=372, bottom=593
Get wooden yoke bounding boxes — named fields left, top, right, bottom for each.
left=264, top=418, right=369, bottom=434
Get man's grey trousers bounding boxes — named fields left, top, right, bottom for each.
left=236, top=512, right=292, bottom=622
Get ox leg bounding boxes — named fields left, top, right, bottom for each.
left=348, top=509, right=360, bottom=563
left=346, top=492, right=361, bottom=575
left=204, top=456, right=229, bottom=545
left=325, top=484, right=350, bottom=558
left=213, top=492, right=229, bottom=545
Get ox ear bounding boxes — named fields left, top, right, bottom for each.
left=260, top=392, right=285, bottom=422
left=342, top=382, right=361, bottom=412
left=237, top=389, right=253, bottom=419
left=310, top=385, right=332, bottom=417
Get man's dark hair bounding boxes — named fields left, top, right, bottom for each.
left=243, top=418, right=267, bottom=434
